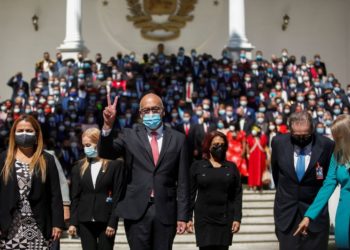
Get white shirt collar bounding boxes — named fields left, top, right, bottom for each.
left=294, top=143, right=312, bottom=155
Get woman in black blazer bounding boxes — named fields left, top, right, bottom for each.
left=0, top=115, right=64, bottom=249
left=187, top=131, right=243, bottom=250
left=68, top=128, right=124, bottom=250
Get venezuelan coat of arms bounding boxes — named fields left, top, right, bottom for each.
left=126, top=0, right=197, bottom=41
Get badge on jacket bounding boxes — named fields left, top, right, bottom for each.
left=316, top=162, right=324, bottom=180
left=106, top=191, right=113, bottom=203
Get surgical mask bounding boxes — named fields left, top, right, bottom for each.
left=308, top=95, right=316, bottom=100
left=334, top=109, right=341, bottom=115
left=269, top=125, right=276, bottom=131
left=48, top=100, right=55, bottom=106
left=183, top=117, right=190, bottom=123
left=335, top=98, right=342, bottom=104
left=84, top=146, right=98, bottom=158
left=284, top=109, right=290, bottom=114
left=316, top=128, right=325, bottom=134
left=226, top=111, right=233, bottom=117
left=325, top=120, right=332, bottom=127
left=15, top=132, right=37, bottom=148
left=217, top=122, right=224, bottom=129
left=297, top=96, right=304, bottom=102
left=252, top=130, right=258, bottom=136
left=143, top=114, right=162, bottom=130
left=240, top=101, right=247, bottom=107
left=203, top=104, right=210, bottom=110
left=259, top=107, right=266, bottom=113
left=196, top=110, right=203, bottom=117
left=257, top=117, right=264, bottom=124
left=219, top=110, right=226, bottom=116
left=275, top=119, right=283, bottom=125
left=229, top=125, right=235, bottom=132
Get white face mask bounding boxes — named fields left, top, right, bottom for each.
left=275, top=119, right=283, bottom=125
left=251, top=130, right=258, bottom=136
left=257, top=117, right=264, bottom=124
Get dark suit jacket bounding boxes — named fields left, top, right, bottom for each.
left=7, top=77, right=30, bottom=99
left=70, top=159, right=124, bottom=229
left=0, top=151, right=64, bottom=239
left=98, top=124, right=190, bottom=225
left=271, top=134, right=334, bottom=233
left=188, top=122, right=217, bottom=160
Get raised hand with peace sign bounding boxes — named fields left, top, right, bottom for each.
left=103, top=92, right=118, bottom=131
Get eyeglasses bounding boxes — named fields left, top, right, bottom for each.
left=139, top=106, right=163, bottom=115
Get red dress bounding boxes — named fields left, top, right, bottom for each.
left=247, top=134, right=267, bottom=187
left=226, top=131, right=248, bottom=176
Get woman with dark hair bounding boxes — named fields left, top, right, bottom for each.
left=0, top=115, right=64, bottom=249
left=68, top=128, right=124, bottom=250
left=187, top=131, right=242, bottom=250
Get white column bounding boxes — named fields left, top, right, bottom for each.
left=58, top=0, right=87, bottom=59
left=227, top=0, right=254, bottom=53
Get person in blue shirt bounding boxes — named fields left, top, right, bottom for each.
left=294, top=114, right=350, bottom=250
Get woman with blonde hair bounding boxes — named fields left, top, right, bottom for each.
left=0, top=115, right=64, bottom=249
left=295, top=114, right=350, bottom=249
left=68, top=127, right=124, bottom=250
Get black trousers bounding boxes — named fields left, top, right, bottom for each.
left=124, top=202, right=177, bottom=250
left=79, top=221, right=115, bottom=250
left=275, top=214, right=329, bottom=250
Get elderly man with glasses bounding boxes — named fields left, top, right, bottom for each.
left=98, top=92, right=190, bottom=250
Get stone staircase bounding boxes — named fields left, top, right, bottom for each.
left=61, top=190, right=335, bottom=249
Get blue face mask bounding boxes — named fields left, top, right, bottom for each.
left=316, top=128, right=325, bottom=134
left=217, top=123, right=224, bottom=129
left=84, top=146, right=98, bottom=158
left=143, top=114, right=162, bottom=130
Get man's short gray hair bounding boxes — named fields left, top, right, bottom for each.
left=288, top=111, right=314, bottom=133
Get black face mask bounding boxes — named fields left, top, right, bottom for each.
left=210, top=145, right=227, bottom=161
left=15, top=133, right=37, bottom=148
left=291, top=134, right=313, bottom=148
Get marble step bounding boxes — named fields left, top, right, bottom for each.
left=242, top=201, right=274, bottom=209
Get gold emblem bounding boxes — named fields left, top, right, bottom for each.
left=126, top=0, right=197, bottom=41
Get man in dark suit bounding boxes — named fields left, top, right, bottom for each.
left=188, top=110, right=216, bottom=161
left=7, top=72, right=30, bottom=100
left=99, top=93, right=190, bottom=250
left=271, top=111, right=334, bottom=250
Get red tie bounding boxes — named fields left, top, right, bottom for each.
left=151, top=132, right=159, bottom=166
left=185, top=124, right=189, bottom=136
left=187, top=83, right=191, bottom=99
